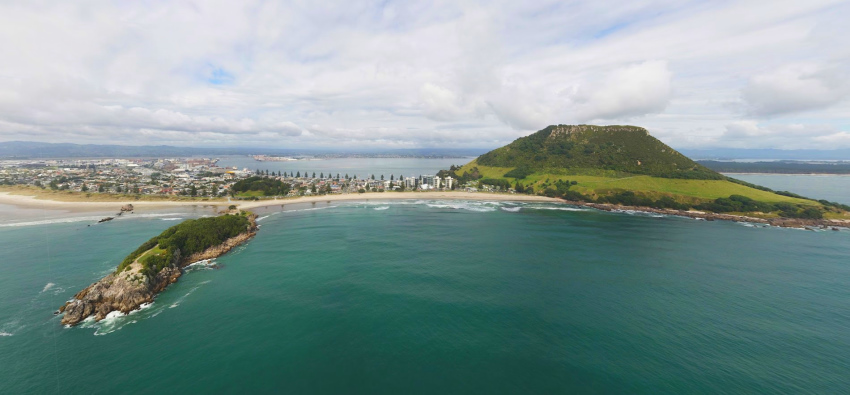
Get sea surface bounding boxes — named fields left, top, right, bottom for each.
left=217, top=156, right=467, bottom=179
left=1, top=167, right=849, bottom=393
left=726, top=173, right=850, bottom=205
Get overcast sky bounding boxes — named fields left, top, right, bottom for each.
left=0, top=1, right=848, bottom=150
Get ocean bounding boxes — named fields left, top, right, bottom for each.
left=216, top=156, right=467, bottom=180
left=1, top=165, right=849, bottom=393
left=726, top=174, right=850, bottom=205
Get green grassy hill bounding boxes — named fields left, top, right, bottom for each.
left=447, top=125, right=849, bottom=220
left=476, top=124, right=720, bottom=179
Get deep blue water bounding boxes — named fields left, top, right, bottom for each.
left=1, top=199, right=849, bottom=394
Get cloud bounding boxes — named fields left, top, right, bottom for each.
left=0, top=1, right=848, bottom=149
left=719, top=120, right=849, bottom=149
left=419, top=83, right=469, bottom=121
left=742, top=63, right=850, bottom=116
left=570, top=60, right=673, bottom=121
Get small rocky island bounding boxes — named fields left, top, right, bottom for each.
left=59, top=211, right=258, bottom=326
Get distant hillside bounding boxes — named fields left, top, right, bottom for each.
left=0, top=141, right=227, bottom=158
left=681, top=148, right=850, bottom=161
left=476, top=125, right=721, bottom=179
left=0, top=141, right=485, bottom=159
left=698, top=160, right=850, bottom=174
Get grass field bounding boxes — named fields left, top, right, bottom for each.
left=138, top=245, right=166, bottom=261
left=455, top=160, right=819, bottom=206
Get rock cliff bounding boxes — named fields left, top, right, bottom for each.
left=59, top=214, right=257, bottom=326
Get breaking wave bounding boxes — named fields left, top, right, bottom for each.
left=185, top=259, right=217, bottom=272
left=0, top=212, right=184, bottom=227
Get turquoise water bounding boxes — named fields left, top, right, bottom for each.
left=1, top=199, right=849, bottom=393
left=726, top=174, right=850, bottom=205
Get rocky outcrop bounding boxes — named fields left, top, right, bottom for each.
left=561, top=200, right=850, bottom=229
left=59, top=215, right=258, bottom=326
left=181, top=231, right=256, bottom=266
left=121, top=204, right=134, bottom=212
left=60, top=259, right=182, bottom=326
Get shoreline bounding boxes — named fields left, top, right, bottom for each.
left=2, top=189, right=846, bottom=230
left=0, top=190, right=560, bottom=213
left=722, top=172, right=850, bottom=176
left=560, top=199, right=850, bottom=229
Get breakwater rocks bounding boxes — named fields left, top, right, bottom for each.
left=561, top=200, right=849, bottom=230
left=59, top=215, right=258, bottom=327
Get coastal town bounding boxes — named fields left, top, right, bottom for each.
left=0, top=156, right=466, bottom=199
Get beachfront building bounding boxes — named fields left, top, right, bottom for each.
left=404, top=177, right=416, bottom=189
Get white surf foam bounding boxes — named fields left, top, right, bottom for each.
left=525, top=206, right=588, bottom=212
left=0, top=216, right=107, bottom=227
left=42, top=283, right=56, bottom=293
left=170, top=280, right=211, bottom=308
left=185, top=259, right=217, bottom=271
left=373, top=206, right=389, bottom=211
left=425, top=201, right=498, bottom=212
left=256, top=215, right=270, bottom=221
left=0, top=212, right=185, bottom=227
left=500, top=206, right=522, bottom=212
left=0, top=332, right=12, bottom=337
left=284, top=206, right=333, bottom=213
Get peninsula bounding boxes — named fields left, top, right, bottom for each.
left=59, top=212, right=258, bottom=326
left=440, top=124, right=850, bottom=224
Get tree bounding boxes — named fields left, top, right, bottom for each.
left=116, top=185, right=122, bottom=193
left=311, top=184, right=317, bottom=193
left=371, top=174, right=375, bottom=180
left=380, top=175, right=384, bottom=180
left=81, top=183, right=88, bottom=192
left=345, top=173, right=349, bottom=179
left=320, top=172, right=324, bottom=179
left=211, top=184, right=219, bottom=196
left=312, top=172, right=316, bottom=178
left=190, top=185, right=197, bottom=196
left=296, top=171, right=301, bottom=177
left=336, top=173, right=340, bottom=179
left=390, top=174, right=394, bottom=181
left=98, top=184, right=104, bottom=193
left=256, top=169, right=260, bottom=175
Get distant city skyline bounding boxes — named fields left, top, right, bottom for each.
left=0, top=1, right=848, bottom=150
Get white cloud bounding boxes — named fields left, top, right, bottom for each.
left=0, top=1, right=848, bottom=149
left=742, top=63, right=850, bottom=116
left=719, top=121, right=848, bottom=149
left=570, top=60, right=672, bottom=121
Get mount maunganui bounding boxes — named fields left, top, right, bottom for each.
left=476, top=124, right=720, bottom=179
left=447, top=124, right=850, bottom=222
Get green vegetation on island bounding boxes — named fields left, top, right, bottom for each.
left=117, top=214, right=253, bottom=276
left=445, top=124, right=850, bottom=220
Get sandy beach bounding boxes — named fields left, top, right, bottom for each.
left=0, top=190, right=560, bottom=214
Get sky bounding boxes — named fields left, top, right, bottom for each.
left=0, top=0, right=848, bottom=150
